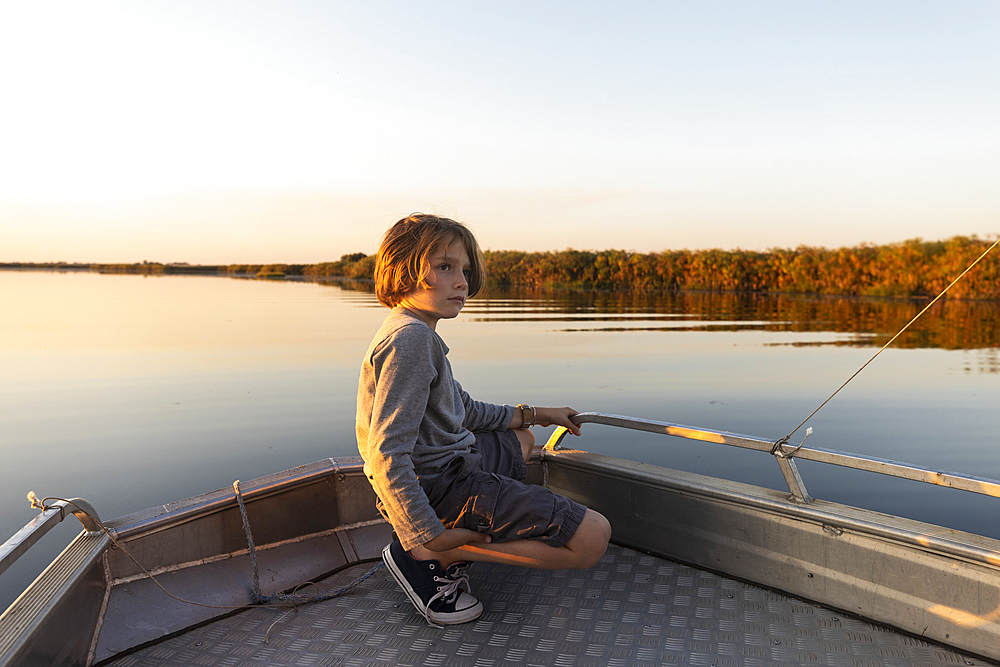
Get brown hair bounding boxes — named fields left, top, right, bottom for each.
left=374, top=213, right=487, bottom=307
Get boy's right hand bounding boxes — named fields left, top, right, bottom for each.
left=422, top=528, right=492, bottom=552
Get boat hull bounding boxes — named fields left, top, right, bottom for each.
left=2, top=449, right=999, bottom=665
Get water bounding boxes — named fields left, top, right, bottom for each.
left=2, top=270, right=999, bottom=611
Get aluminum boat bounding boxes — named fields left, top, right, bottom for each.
left=2, top=413, right=998, bottom=666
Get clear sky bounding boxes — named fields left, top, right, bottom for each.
left=1, top=1, right=997, bottom=264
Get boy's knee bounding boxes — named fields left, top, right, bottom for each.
left=514, top=428, right=535, bottom=462
left=588, top=510, right=612, bottom=551
left=567, top=509, right=611, bottom=569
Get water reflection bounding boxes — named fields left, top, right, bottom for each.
left=316, top=278, right=1000, bottom=351
left=462, top=290, right=1000, bottom=349
left=322, top=279, right=1000, bottom=365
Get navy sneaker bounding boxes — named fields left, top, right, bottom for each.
left=382, top=540, right=483, bottom=626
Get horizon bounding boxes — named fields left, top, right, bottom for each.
left=2, top=1, right=997, bottom=264
left=3, top=231, right=995, bottom=268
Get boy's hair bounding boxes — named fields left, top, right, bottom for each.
left=375, top=213, right=487, bottom=308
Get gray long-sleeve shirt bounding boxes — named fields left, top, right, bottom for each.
left=356, top=308, right=514, bottom=550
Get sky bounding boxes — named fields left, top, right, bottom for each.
left=1, top=1, right=997, bottom=264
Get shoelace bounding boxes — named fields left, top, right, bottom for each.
left=420, top=568, right=473, bottom=628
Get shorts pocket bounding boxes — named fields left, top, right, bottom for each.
left=462, top=473, right=502, bottom=534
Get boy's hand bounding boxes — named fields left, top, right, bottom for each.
left=422, top=528, right=492, bottom=552
left=534, top=406, right=582, bottom=436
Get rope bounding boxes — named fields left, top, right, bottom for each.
left=28, top=487, right=384, bottom=619
left=231, top=479, right=383, bottom=606
left=233, top=481, right=262, bottom=601
left=775, top=236, right=1000, bottom=450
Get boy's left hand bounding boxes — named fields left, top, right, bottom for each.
left=534, top=406, right=582, bottom=436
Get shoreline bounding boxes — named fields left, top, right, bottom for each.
left=3, top=263, right=999, bottom=302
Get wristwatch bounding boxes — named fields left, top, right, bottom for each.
left=517, top=404, right=535, bottom=429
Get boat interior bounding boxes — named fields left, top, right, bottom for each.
left=2, top=414, right=998, bottom=666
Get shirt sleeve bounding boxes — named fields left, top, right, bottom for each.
left=361, top=330, right=446, bottom=550
left=457, top=380, right=516, bottom=433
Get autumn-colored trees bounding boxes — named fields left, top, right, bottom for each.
left=302, top=254, right=375, bottom=280
left=10, top=236, right=997, bottom=299
left=483, top=237, right=1000, bottom=299
left=217, top=237, right=1000, bottom=299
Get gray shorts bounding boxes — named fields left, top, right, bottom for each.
left=420, top=430, right=587, bottom=549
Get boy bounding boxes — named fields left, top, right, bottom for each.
left=356, top=214, right=611, bottom=626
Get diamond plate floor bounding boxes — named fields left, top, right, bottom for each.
left=104, top=544, right=993, bottom=667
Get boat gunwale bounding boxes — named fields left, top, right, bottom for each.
left=105, top=457, right=366, bottom=541
left=547, top=412, right=1000, bottom=511
left=543, top=446, right=1000, bottom=568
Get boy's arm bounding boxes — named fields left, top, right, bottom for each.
left=457, top=381, right=584, bottom=436
left=457, top=381, right=515, bottom=432
left=362, top=336, right=446, bottom=551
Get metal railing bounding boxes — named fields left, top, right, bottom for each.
left=545, top=412, right=1000, bottom=504
left=0, top=498, right=101, bottom=578
left=0, top=459, right=357, bottom=583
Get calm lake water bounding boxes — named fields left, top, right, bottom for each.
left=2, top=269, right=999, bottom=610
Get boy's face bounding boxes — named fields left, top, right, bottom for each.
left=399, top=238, right=471, bottom=330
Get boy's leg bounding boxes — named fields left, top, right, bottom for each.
left=410, top=507, right=611, bottom=570
left=410, top=428, right=611, bottom=570
left=512, top=427, right=534, bottom=463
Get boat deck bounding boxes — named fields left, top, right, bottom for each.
left=102, top=543, right=992, bottom=667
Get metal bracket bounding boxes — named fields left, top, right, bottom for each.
left=62, top=498, right=103, bottom=534
left=770, top=432, right=813, bottom=502
left=774, top=457, right=812, bottom=503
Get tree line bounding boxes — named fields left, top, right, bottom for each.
left=5, top=236, right=997, bottom=299
left=225, top=253, right=376, bottom=280
left=271, top=236, right=1000, bottom=299
left=481, top=236, right=1000, bottom=299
